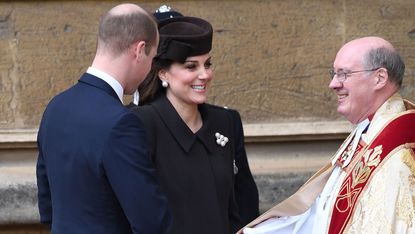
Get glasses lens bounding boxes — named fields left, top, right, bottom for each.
left=329, top=70, right=335, bottom=79
left=329, top=70, right=346, bottom=82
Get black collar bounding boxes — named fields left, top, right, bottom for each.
left=151, top=95, right=217, bottom=154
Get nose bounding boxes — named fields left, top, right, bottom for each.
left=328, top=77, right=342, bottom=90
left=198, top=67, right=211, bottom=80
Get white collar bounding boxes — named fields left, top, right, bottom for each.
left=86, top=67, right=124, bottom=103
left=331, top=118, right=370, bottom=167
left=364, top=93, right=405, bottom=142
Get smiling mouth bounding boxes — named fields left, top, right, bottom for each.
left=338, top=94, right=347, bottom=100
left=191, top=85, right=206, bottom=91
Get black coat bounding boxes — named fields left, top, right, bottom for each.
left=130, top=95, right=258, bottom=233
left=228, top=109, right=260, bottom=225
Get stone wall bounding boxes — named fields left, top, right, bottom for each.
left=0, top=0, right=414, bottom=129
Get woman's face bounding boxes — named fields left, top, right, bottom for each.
left=160, top=53, right=213, bottom=106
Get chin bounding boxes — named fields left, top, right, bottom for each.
left=337, top=107, right=348, bottom=117
left=192, top=98, right=207, bottom=105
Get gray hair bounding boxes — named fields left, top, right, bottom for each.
left=97, top=10, right=157, bottom=56
left=363, top=47, right=405, bottom=87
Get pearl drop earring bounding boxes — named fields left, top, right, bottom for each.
left=162, top=80, right=169, bottom=88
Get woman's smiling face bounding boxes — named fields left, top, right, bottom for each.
left=160, top=53, right=213, bottom=106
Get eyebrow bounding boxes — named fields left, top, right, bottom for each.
left=184, top=56, right=212, bottom=63
left=334, top=68, right=347, bottom=72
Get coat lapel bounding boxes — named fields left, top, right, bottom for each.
left=151, top=95, right=220, bottom=155
left=195, top=104, right=215, bottom=154
left=151, top=95, right=196, bottom=153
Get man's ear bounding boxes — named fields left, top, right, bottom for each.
left=374, top=68, right=388, bottom=90
left=133, top=41, right=147, bottom=60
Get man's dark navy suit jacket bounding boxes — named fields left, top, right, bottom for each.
left=36, top=73, right=171, bottom=234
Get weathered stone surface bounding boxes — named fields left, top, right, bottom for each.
left=254, top=172, right=314, bottom=213
left=0, top=0, right=414, bottom=129
left=0, top=184, right=38, bottom=224
left=0, top=165, right=38, bottom=225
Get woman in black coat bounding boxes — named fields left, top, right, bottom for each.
left=130, top=13, right=258, bottom=234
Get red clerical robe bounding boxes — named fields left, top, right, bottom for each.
left=240, top=93, right=415, bottom=234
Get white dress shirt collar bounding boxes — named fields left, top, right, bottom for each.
left=86, top=67, right=124, bottom=103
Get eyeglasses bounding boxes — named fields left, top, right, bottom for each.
left=329, top=67, right=381, bottom=82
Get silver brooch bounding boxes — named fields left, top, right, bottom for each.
left=215, top=132, right=229, bottom=147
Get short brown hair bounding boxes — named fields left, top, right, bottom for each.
left=98, top=10, right=157, bottom=56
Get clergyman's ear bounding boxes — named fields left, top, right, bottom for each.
left=375, top=67, right=388, bottom=89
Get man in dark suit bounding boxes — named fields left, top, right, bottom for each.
left=36, top=3, right=171, bottom=234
